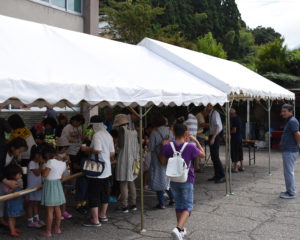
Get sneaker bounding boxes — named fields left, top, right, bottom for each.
left=214, top=178, right=226, bottom=184
left=129, top=205, right=137, bottom=211
left=62, top=211, right=73, bottom=219
left=208, top=177, right=217, bottom=181
left=280, top=192, right=296, bottom=199
left=181, top=228, right=187, bottom=238
left=168, top=200, right=175, bottom=207
left=171, top=228, right=183, bottom=240
left=83, top=221, right=101, bottom=227
left=117, top=207, right=129, bottom=213
left=99, top=217, right=109, bottom=222
left=27, top=221, right=42, bottom=228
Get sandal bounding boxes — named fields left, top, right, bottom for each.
left=10, top=232, right=20, bottom=238
left=238, top=167, right=245, bottom=172
left=39, top=232, right=52, bottom=238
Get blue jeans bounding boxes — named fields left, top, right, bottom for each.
left=282, top=151, right=299, bottom=196
left=156, top=189, right=174, bottom=206
left=170, top=182, right=193, bottom=213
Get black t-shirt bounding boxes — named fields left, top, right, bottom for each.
left=231, top=116, right=242, bottom=141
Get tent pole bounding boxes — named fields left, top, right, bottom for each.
left=228, top=101, right=233, bottom=195
left=139, top=106, right=146, bottom=233
left=246, top=100, right=250, bottom=140
left=225, top=102, right=229, bottom=196
left=268, top=100, right=272, bottom=176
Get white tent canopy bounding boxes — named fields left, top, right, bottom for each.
left=139, top=38, right=295, bottom=101
left=0, top=15, right=227, bottom=108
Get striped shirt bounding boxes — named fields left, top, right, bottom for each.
left=184, top=114, right=198, bottom=137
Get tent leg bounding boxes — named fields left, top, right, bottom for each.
left=227, top=102, right=233, bottom=195
left=225, top=102, right=230, bottom=196
left=246, top=100, right=250, bottom=140
left=139, top=106, right=146, bottom=233
left=268, top=100, right=272, bottom=176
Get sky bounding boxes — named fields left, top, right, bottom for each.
left=235, top=0, right=300, bottom=49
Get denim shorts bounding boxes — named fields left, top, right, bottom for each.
left=170, top=181, right=194, bottom=213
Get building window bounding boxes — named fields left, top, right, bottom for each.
left=68, top=0, right=82, bottom=13
left=32, top=0, right=82, bottom=14
left=52, top=0, right=65, bottom=8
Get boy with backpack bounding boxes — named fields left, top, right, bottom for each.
left=161, top=119, right=205, bottom=240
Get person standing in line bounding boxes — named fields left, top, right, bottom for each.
left=206, top=104, right=225, bottom=184
left=82, top=116, right=115, bottom=227
left=149, top=114, right=174, bottom=209
left=60, top=114, right=87, bottom=213
left=184, top=113, right=198, bottom=138
left=55, top=114, right=68, bottom=138
left=103, top=108, right=114, bottom=133
left=40, top=144, right=66, bottom=238
left=114, top=114, right=139, bottom=213
left=230, top=108, right=244, bottom=173
left=0, top=138, right=28, bottom=230
left=7, top=114, right=36, bottom=188
left=279, top=104, right=300, bottom=199
left=161, top=120, right=205, bottom=240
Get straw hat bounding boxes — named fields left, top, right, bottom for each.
left=56, top=137, right=70, bottom=147
left=113, top=114, right=129, bottom=129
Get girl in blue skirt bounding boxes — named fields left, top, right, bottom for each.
left=40, top=144, right=66, bottom=238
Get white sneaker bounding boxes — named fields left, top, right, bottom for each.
left=172, top=228, right=183, bottom=240
left=181, top=228, right=187, bottom=238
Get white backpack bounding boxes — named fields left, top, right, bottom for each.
left=166, top=142, right=190, bottom=183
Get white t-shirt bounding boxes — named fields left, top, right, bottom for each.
left=44, top=159, right=66, bottom=180
left=209, top=110, right=223, bottom=135
left=61, top=124, right=82, bottom=156
left=27, top=161, right=42, bottom=187
left=5, top=153, right=14, bottom=166
left=21, top=135, right=36, bottom=160
left=90, top=129, right=115, bottom=179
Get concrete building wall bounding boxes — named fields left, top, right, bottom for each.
left=0, top=0, right=84, bottom=32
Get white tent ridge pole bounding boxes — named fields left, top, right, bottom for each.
left=268, top=100, right=272, bottom=176
left=139, top=106, right=146, bottom=233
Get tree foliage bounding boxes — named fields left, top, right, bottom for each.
left=251, top=26, right=282, bottom=45
left=256, top=39, right=288, bottom=74
left=195, top=32, right=227, bottom=59
left=103, top=0, right=164, bottom=44
left=100, top=0, right=300, bottom=87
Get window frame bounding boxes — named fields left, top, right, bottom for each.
left=30, top=0, right=83, bottom=16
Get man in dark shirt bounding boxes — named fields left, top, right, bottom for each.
left=230, top=109, right=244, bottom=172
left=280, top=104, right=300, bottom=199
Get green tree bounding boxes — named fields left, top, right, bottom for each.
left=286, top=48, right=300, bottom=76
left=255, top=39, right=288, bottom=74
left=103, top=0, right=164, bottom=44
left=251, top=26, right=282, bottom=45
left=238, top=28, right=255, bottom=58
left=195, top=32, right=227, bottom=59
